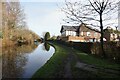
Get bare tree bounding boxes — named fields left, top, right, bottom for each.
left=2, top=1, right=27, bottom=34
left=7, top=1, right=26, bottom=29
left=62, top=0, right=119, bottom=57
left=1, top=0, right=40, bottom=46
left=1, top=0, right=28, bottom=45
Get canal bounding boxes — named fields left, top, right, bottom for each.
left=2, top=43, right=55, bottom=78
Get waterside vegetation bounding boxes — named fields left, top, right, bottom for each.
left=1, top=1, right=40, bottom=47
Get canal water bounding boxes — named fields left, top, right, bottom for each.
left=2, top=43, right=55, bottom=78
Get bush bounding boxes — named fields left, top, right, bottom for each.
left=44, top=32, right=50, bottom=41
left=50, top=36, right=57, bottom=40
left=91, top=42, right=120, bottom=63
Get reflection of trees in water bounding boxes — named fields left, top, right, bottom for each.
left=2, top=44, right=38, bottom=78
left=44, top=42, right=50, bottom=51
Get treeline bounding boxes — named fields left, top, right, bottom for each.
left=1, top=1, right=40, bottom=47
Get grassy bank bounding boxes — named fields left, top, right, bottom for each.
left=32, top=42, right=69, bottom=78
left=76, top=51, right=120, bottom=70
left=32, top=41, right=120, bottom=78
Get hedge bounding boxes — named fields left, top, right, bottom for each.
left=51, top=40, right=120, bottom=63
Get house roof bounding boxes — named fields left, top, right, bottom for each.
left=80, top=23, right=100, bottom=33
left=60, top=23, right=100, bottom=33
left=60, top=25, right=79, bottom=33
left=104, top=28, right=120, bottom=34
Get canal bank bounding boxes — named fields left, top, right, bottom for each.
left=32, top=41, right=120, bottom=78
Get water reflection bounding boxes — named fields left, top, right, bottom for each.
left=2, top=44, right=38, bottom=78
left=44, top=42, right=50, bottom=51
left=2, top=43, right=55, bottom=78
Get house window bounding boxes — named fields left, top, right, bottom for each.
left=111, top=34, right=113, bottom=38
left=72, top=31, right=76, bottom=36
left=66, top=31, right=69, bottom=36
left=94, top=32, right=97, bottom=37
left=81, top=32, right=83, bottom=36
left=70, top=31, right=76, bottom=36
left=87, top=32, right=90, bottom=36
left=62, top=31, right=66, bottom=36
left=65, top=31, right=76, bottom=36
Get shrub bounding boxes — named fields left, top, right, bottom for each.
left=91, top=42, right=120, bottom=62
left=44, top=32, right=50, bottom=41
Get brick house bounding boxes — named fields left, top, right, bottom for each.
left=60, top=23, right=101, bottom=42
left=103, top=27, right=120, bottom=41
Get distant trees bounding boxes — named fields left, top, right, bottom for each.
left=44, top=32, right=50, bottom=41
left=50, top=36, right=57, bottom=40
left=62, top=0, right=118, bottom=57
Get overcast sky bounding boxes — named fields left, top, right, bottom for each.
left=20, top=0, right=119, bottom=37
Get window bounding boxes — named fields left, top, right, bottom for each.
left=70, top=31, right=76, bottom=36
left=94, top=32, right=97, bottom=37
left=87, top=32, right=90, bottom=36
left=61, top=31, right=66, bottom=36
left=65, top=31, right=76, bottom=36
left=81, top=32, right=83, bottom=36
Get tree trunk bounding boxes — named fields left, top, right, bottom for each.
left=100, top=13, right=106, bottom=58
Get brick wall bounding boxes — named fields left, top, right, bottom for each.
left=68, top=36, right=85, bottom=42
left=79, top=24, right=101, bottom=40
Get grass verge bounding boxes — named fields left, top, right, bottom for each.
left=75, top=50, right=120, bottom=70
left=32, top=42, right=69, bottom=78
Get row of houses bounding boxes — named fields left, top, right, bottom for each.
left=59, top=23, right=120, bottom=42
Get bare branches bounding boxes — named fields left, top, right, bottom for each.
left=62, top=0, right=118, bottom=28
left=89, top=0, right=100, bottom=14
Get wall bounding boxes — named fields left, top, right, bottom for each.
left=68, top=36, right=85, bottom=42
left=79, top=24, right=101, bottom=40
left=61, top=36, right=85, bottom=42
